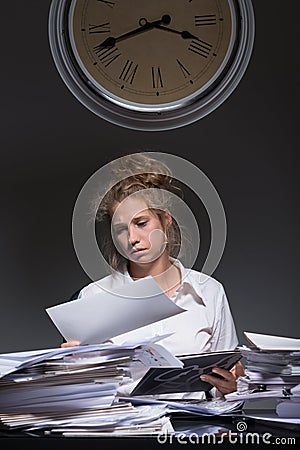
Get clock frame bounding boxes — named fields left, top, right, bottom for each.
left=49, top=0, right=255, bottom=130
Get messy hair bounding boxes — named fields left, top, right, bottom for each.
left=95, top=153, right=184, bottom=273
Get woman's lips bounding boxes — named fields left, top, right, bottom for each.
left=131, top=248, right=148, bottom=254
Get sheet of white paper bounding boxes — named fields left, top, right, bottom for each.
left=46, top=277, right=186, bottom=345
left=244, top=332, right=300, bottom=351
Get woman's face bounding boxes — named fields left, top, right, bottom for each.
left=111, top=196, right=171, bottom=264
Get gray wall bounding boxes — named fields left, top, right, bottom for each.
left=0, top=1, right=299, bottom=353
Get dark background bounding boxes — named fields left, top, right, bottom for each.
left=0, top=1, right=299, bottom=353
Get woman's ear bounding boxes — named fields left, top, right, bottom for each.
left=164, top=209, right=173, bottom=228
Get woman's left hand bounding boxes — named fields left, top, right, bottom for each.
left=200, top=361, right=244, bottom=395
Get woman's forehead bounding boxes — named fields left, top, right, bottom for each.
left=111, top=197, right=150, bottom=224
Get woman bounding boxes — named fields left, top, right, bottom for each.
left=63, top=153, right=244, bottom=396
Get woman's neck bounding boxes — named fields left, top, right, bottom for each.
left=128, top=252, right=171, bottom=278
left=128, top=253, right=181, bottom=297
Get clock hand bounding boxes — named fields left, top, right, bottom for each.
left=154, top=24, right=199, bottom=41
left=98, top=15, right=171, bottom=48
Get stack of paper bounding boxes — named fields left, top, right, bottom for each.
left=0, top=403, right=173, bottom=436
left=225, top=332, right=300, bottom=419
left=0, top=337, right=181, bottom=435
left=121, top=396, right=244, bottom=416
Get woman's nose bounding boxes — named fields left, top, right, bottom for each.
left=128, top=227, right=140, bottom=246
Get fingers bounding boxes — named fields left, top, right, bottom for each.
left=234, top=361, right=245, bottom=377
left=200, top=372, right=237, bottom=395
left=230, top=361, right=245, bottom=379
left=200, top=367, right=238, bottom=395
left=211, top=367, right=235, bottom=381
left=61, top=340, right=81, bottom=348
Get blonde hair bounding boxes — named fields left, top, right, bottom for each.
left=96, top=153, right=183, bottom=272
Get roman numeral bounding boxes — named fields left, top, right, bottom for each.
left=188, top=39, right=212, bottom=58
left=176, top=59, right=191, bottom=78
left=94, top=45, right=121, bottom=67
left=195, top=15, right=217, bottom=26
left=88, top=22, right=110, bottom=34
left=119, top=60, right=138, bottom=84
left=97, top=0, right=115, bottom=8
left=151, top=67, right=163, bottom=89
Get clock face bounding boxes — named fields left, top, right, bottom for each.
left=69, top=0, right=235, bottom=111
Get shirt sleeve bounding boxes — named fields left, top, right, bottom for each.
left=77, top=282, right=103, bottom=299
left=210, top=284, right=239, bottom=352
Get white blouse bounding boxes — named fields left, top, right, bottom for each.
left=79, top=260, right=238, bottom=356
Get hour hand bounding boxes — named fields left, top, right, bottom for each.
left=98, top=36, right=116, bottom=48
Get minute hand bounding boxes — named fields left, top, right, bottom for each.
left=154, top=25, right=199, bottom=40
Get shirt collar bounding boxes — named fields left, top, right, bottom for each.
left=172, top=259, right=206, bottom=306
left=122, top=258, right=206, bottom=306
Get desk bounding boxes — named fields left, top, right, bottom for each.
left=1, top=411, right=299, bottom=449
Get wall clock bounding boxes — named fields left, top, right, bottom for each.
left=48, top=0, right=255, bottom=130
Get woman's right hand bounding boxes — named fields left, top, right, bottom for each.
left=61, top=340, right=81, bottom=348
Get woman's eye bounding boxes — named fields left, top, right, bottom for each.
left=137, top=221, right=147, bottom=227
left=114, top=227, right=127, bottom=235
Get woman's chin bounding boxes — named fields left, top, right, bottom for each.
left=131, top=251, right=166, bottom=265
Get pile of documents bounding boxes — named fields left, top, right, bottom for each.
left=226, top=332, right=300, bottom=419
left=0, top=276, right=248, bottom=436
left=0, top=337, right=181, bottom=435
left=0, top=337, right=245, bottom=435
